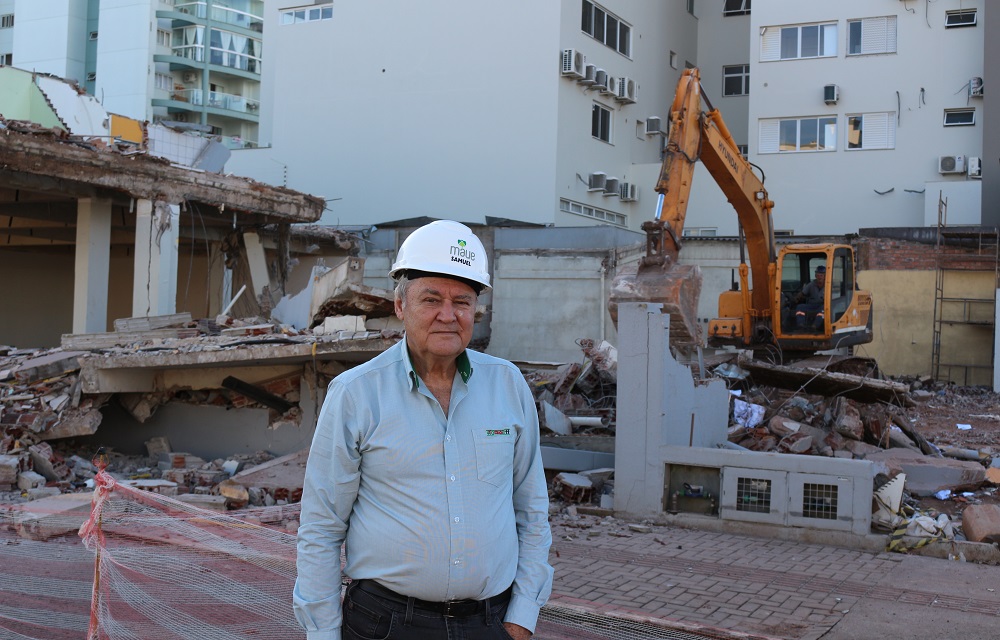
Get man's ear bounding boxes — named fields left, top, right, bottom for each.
left=395, top=296, right=404, bottom=320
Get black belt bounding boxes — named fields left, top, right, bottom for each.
left=354, top=579, right=512, bottom=617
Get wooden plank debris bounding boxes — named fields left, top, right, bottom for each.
left=738, top=357, right=913, bottom=407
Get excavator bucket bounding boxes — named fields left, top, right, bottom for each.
left=608, top=260, right=703, bottom=350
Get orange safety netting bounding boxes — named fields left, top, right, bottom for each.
left=78, top=468, right=303, bottom=640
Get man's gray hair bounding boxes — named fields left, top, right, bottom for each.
left=394, top=274, right=410, bottom=307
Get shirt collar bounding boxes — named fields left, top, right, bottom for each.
left=403, top=343, right=474, bottom=390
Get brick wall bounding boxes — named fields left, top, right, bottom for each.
left=855, top=236, right=999, bottom=271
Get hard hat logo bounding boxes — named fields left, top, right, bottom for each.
left=450, top=244, right=476, bottom=267
left=388, top=220, right=492, bottom=293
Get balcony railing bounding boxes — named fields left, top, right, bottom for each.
left=169, top=89, right=260, bottom=115
left=171, top=1, right=263, bottom=31
left=170, top=45, right=261, bottom=74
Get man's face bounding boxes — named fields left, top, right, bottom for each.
left=816, top=271, right=826, bottom=286
left=396, top=276, right=477, bottom=362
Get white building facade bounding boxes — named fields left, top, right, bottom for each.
left=228, top=0, right=699, bottom=229
left=0, top=0, right=263, bottom=149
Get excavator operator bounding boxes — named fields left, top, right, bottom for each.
left=794, top=265, right=826, bottom=331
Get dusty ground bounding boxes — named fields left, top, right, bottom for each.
left=902, top=383, right=1000, bottom=518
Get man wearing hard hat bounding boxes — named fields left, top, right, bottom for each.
left=295, top=220, right=553, bottom=640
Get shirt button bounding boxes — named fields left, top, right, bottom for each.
left=454, top=517, right=460, bottom=523
left=454, top=560, right=461, bottom=565
left=450, top=475, right=456, bottom=481
left=446, top=435, right=451, bottom=441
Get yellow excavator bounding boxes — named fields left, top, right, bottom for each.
left=609, top=68, right=873, bottom=358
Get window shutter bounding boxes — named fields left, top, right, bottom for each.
left=759, top=120, right=780, bottom=153
left=858, top=113, right=895, bottom=149
left=861, top=17, right=896, bottom=54
left=760, top=28, right=780, bottom=62
left=821, top=24, right=837, bottom=56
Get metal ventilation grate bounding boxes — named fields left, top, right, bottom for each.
left=735, top=477, right=771, bottom=513
left=802, top=482, right=838, bottom=519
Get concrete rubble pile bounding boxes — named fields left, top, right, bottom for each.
left=716, top=357, right=1000, bottom=545
left=524, top=338, right=618, bottom=437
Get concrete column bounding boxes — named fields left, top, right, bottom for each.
left=72, top=198, right=113, bottom=333
left=242, top=231, right=270, bottom=298
left=994, top=288, right=1000, bottom=393
left=207, top=243, right=228, bottom=316
left=132, top=199, right=180, bottom=317
left=614, top=302, right=729, bottom=518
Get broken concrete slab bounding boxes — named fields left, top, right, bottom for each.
left=542, top=401, right=573, bottom=436
left=13, top=351, right=87, bottom=383
left=16, top=470, right=46, bottom=491
left=11, top=492, right=93, bottom=541
left=553, top=472, right=594, bottom=503
left=960, top=504, right=1000, bottom=543
left=865, top=450, right=986, bottom=496
left=176, top=494, right=228, bottom=512
left=229, top=448, right=308, bottom=498
left=0, top=455, right=18, bottom=486
left=738, top=358, right=913, bottom=407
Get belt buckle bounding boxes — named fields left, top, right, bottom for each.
left=443, top=601, right=456, bottom=618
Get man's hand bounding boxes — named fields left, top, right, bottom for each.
left=503, top=622, right=532, bottom=639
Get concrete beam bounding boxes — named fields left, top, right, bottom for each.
left=73, top=198, right=112, bottom=333
left=0, top=127, right=325, bottom=222
left=77, top=336, right=396, bottom=393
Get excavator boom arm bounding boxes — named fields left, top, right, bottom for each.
left=654, top=68, right=776, bottom=317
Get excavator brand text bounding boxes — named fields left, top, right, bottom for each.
left=450, top=245, right=476, bottom=267
left=718, top=139, right=740, bottom=175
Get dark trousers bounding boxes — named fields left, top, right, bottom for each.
left=343, top=580, right=515, bottom=640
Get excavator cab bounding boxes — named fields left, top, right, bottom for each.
left=771, top=245, right=872, bottom=351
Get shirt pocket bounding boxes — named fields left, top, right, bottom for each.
left=471, top=429, right=515, bottom=488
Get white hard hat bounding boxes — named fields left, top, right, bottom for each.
left=389, top=220, right=491, bottom=293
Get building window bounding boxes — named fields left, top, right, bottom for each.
left=723, top=64, right=750, bottom=96
left=682, top=228, right=718, bottom=237
left=581, top=1, right=631, bottom=57
left=155, top=73, right=173, bottom=91
left=758, top=116, right=836, bottom=153
left=847, top=113, right=896, bottom=149
left=560, top=199, right=627, bottom=227
left=945, top=9, right=977, bottom=28
left=848, top=16, right=896, bottom=55
left=1, top=14, right=13, bottom=29
left=761, top=22, right=837, bottom=61
left=846, top=113, right=896, bottom=150
left=0, top=53, right=11, bottom=66
left=737, top=144, right=748, bottom=158
left=669, top=51, right=678, bottom=69
left=592, top=103, right=612, bottom=143
left=280, top=4, right=333, bottom=25
left=157, top=29, right=171, bottom=47
left=774, top=230, right=794, bottom=237
left=943, top=108, right=975, bottom=126
left=723, top=0, right=750, bottom=17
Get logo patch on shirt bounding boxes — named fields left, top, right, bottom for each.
left=485, top=428, right=510, bottom=436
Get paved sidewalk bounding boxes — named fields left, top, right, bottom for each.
left=543, top=516, right=1000, bottom=640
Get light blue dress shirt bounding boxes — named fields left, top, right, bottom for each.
left=294, top=339, right=553, bottom=639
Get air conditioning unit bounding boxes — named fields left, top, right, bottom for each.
left=588, top=171, right=607, bottom=191
left=592, top=69, right=608, bottom=92
left=560, top=48, right=585, bottom=79
left=823, top=84, right=839, bottom=105
left=619, top=182, right=638, bottom=201
left=603, top=177, right=620, bottom=196
left=970, top=76, right=984, bottom=98
left=578, top=64, right=597, bottom=86
left=182, top=70, right=197, bottom=83
left=645, top=117, right=662, bottom=136
left=938, top=155, right=967, bottom=174
left=968, top=156, right=982, bottom=179
left=602, top=76, right=618, bottom=97
left=616, top=77, right=637, bottom=104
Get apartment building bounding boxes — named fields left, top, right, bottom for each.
left=228, top=0, right=699, bottom=229
left=734, top=0, right=987, bottom=236
left=0, top=0, right=263, bottom=149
